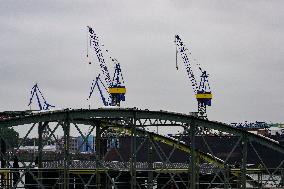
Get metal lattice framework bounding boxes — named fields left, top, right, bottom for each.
left=0, top=108, right=284, bottom=188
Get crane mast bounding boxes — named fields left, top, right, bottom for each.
left=175, top=35, right=212, bottom=119
left=109, top=60, right=126, bottom=105
left=87, top=26, right=126, bottom=107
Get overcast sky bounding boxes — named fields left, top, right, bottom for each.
left=1, top=0, right=284, bottom=124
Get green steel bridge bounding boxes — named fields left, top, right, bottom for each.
left=0, top=108, right=284, bottom=188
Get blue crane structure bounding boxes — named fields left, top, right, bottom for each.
left=87, top=26, right=126, bottom=107
left=28, top=83, right=55, bottom=140
left=28, top=83, right=55, bottom=110
left=231, top=121, right=270, bottom=129
left=175, top=35, right=212, bottom=119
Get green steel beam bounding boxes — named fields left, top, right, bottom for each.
left=0, top=108, right=284, bottom=154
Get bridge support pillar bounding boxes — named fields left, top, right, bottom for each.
left=38, top=122, right=43, bottom=168
left=280, top=170, right=284, bottom=187
left=63, top=116, right=70, bottom=189
left=37, top=122, right=44, bottom=187
left=224, top=164, right=230, bottom=189
left=0, top=137, right=7, bottom=188
left=241, top=136, right=248, bottom=189
left=147, top=137, right=153, bottom=189
left=189, top=120, right=196, bottom=189
left=131, top=115, right=137, bottom=189
left=95, top=123, right=101, bottom=189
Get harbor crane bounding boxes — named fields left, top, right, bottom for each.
left=175, top=35, right=212, bottom=119
left=28, top=83, right=55, bottom=140
left=87, top=26, right=126, bottom=107
left=28, top=83, right=55, bottom=110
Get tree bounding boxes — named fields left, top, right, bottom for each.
left=0, top=127, right=19, bottom=149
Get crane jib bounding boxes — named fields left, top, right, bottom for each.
left=176, top=40, right=198, bottom=94
left=88, top=28, right=112, bottom=87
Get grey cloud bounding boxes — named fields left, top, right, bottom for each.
left=0, top=0, right=283, bottom=124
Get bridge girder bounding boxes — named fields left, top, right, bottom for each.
left=0, top=108, right=283, bottom=189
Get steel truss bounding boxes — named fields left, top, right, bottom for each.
left=0, top=108, right=284, bottom=188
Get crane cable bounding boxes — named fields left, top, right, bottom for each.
left=175, top=41, right=178, bottom=70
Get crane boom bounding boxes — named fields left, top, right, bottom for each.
left=87, top=26, right=112, bottom=87
left=175, top=35, right=198, bottom=94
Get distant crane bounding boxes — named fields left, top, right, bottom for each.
left=28, top=83, right=55, bottom=110
left=175, top=35, right=212, bottom=119
left=28, top=83, right=54, bottom=141
left=231, top=121, right=270, bottom=129
left=87, top=26, right=126, bottom=107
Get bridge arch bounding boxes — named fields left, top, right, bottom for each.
left=0, top=108, right=283, bottom=188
